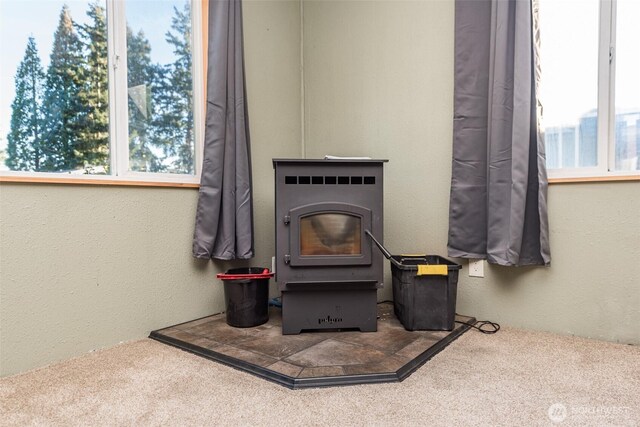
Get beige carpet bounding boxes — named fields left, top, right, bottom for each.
left=1, top=327, right=638, bottom=426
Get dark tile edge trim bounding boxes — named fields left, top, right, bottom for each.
left=149, top=331, right=297, bottom=389
left=396, top=318, right=476, bottom=381
left=149, top=317, right=475, bottom=390
left=293, top=372, right=399, bottom=389
left=154, top=313, right=222, bottom=331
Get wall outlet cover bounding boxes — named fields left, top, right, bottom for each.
left=469, top=259, right=484, bottom=277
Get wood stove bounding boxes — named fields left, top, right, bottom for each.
left=273, top=159, right=387, bottom=334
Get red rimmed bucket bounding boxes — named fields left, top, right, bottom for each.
left=217, top=268, right=274, bottom=327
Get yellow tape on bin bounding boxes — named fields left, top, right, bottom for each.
left=417, top=265, right=448, bottom=276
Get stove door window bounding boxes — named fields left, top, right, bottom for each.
left=300, top=213, right=362, bottom=256
left=288, top=203, right=372, bottom=267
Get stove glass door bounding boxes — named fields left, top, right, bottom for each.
left=300, top=213, right=362, bottom=256
left=288, top=202, right=372, bottom=267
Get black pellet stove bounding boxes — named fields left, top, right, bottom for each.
left=273, top=159, right=387, bottom=334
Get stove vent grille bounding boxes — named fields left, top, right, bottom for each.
left=285, top=176, right=376, bottom=185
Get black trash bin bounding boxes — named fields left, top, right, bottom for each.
left=217, top=268, right=273, bottom=328
left=391, top=255, right=461, bottom=331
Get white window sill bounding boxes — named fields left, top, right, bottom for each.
left=0, top=172, right=200, bottom=188
left=548, top=170, right=640, bottom=184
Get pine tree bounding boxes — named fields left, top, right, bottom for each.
left=41, top=5, right=86, bottom=171
left=76, top=1, right=109, bottom=171
left=127, top=26, right=163, bottom=172
left=154, top=2, right=194, bottom=174
left=6, top=37, right=46, bottom=171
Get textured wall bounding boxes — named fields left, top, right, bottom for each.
left=457, top=183, right=640, bottom=345
left=302, top=0, right=640, bottom=344
left=0, top=186, right=216, bottom=376
left=0, top=0, right=301, bottom=377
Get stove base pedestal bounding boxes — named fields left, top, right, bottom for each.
left=281, top=289, right=378, bottom=335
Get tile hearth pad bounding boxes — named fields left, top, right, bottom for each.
left=150, top=303, right=474, bottom=389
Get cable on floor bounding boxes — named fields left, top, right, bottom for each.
left=455, top=317, right=500, bottom=334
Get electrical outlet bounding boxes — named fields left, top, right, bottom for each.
left=469, top=259, right=484, bottom=277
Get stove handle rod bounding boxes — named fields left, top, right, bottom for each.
left=365, top=229, right=402, bottom=268
left=364, top=229, right=390, bottom=258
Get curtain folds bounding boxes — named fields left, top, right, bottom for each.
left=448, top=0, right=550, bottom=266
left=193, top=0, right=254, bottom=260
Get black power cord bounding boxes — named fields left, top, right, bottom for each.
left=455, top=317, right=500, bottom=334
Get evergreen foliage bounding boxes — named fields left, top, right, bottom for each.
left=76, top=1, right=110, bottom=171
left=6, top=37, right=46, bottom=171
left=154, top=2, right=194, bottom=174
left=41, top=5, right=87, bottom=171
left=127, top=26, right=163, bottom=172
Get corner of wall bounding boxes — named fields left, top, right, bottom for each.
left=299, top=0, right=307, bottom=159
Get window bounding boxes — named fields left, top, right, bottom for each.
left=0, top=0, right=203, bottom=184
left=539, top=0, right=639, bottom=179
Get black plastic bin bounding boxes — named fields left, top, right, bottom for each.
left=391, top=255, right=461, bottom=331
left=217, top=268, right=273, bottom=328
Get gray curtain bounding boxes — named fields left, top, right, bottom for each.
left=193, top=0, right=254, bottom=260
left=448, top=0, right=550, bottom=266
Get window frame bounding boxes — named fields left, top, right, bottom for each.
left=0, top=0, right=205, bottom=187
left=546, top=0, right=640, bottom=182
